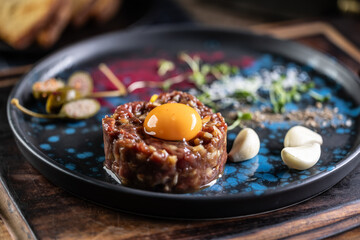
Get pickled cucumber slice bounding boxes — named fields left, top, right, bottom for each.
left=60, top=99, right=100, bottom=119
left=11, top=98, right=100, bottom=120
left=68, top=71, right=94, bottom=97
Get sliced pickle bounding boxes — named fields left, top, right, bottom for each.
left=68, top=71, right=94, bottom=97
left=32, top=78, right=65, bottom=100
left=46, top=87, right=81, bottom=114
left=60, top=99, right=100, bottom=119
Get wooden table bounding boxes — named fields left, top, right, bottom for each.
left=2, top=1, right=360, bottom=239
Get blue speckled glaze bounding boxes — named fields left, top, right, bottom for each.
left=17, top=51, right=359, bottom=197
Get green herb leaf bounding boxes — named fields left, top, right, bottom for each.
left=190, top=71, right=207, bottom=87
left=232, top=90, right=257, bottom=103
left=309, top=90, right=331, bottom=102
left=270, top=79, right=287, bottom=113
left=201, top=64, right=211, bottom=76
left=270, top=77, right=315, bottom=113
left=238, top=111, right=252, bottom=120
left=157, top=59, right=175, bottom=76
left=298, top=81, right=315, bottom=92
left=227, top=111, right=253, bottom=130
left=179, top=52, right=239, bottom=89
left=179, top=53, right=207, bottom=88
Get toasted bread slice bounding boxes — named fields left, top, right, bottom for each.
left=91, top=0, right=122, bottom=23
left=37, top=0, right=72, bottom=48
left=0, top=0, right=60, bottom=49
left=71, top=0, right=97, bottom=27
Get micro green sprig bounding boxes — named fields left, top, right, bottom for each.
left=227, top=111, right=253, bottom=131
left=269, top=77, right=288, bottom=113
left=157, top=59, right=175, bottom=76
left=178, top=53, right=240, bottom=89
left=232, top=89, right=258, bottom=103
left=269, top=77, right=318, bottom=113
left=211, top=63, right=239, bottom=79
left=309, top=90, right=331, bottom=102
left=179, top=52, right=207, bottom=87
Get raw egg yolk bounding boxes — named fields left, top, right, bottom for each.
left=144, top=103, right=202, bottom=141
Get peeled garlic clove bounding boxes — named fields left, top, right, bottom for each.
left=229, top=128, right=260, bottom=162
left=284, top=125, right=323, bottom=147
left=281, top=143, right=321, bottom=170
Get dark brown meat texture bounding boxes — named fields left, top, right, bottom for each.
left=102, top=91, right=228, bottom=193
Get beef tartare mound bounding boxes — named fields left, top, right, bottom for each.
left=102, top=91, right=227, bottom=193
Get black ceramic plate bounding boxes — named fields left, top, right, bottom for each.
left=7, top=25, right=360, bottom=219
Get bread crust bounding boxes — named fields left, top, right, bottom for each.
left=37, top=0, right=72, bottom=48
left=0, top=0, right=61, bottom=49
left=71, top=0, right=97, bottom=27
left=91, top=0, right=122, bottom=23
left=0, top=0, right=123, bottom=49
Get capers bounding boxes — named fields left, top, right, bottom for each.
left=11, top=98, right=101, bottom=120
left=32, top=78, right=65, bottom=100
left=46, top=87, right=82, bottom=114
left=14, top=65, right=126, bottom=120
left=31, top=71, right=94, bottom=116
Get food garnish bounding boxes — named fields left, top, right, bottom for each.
left=179, top=52, right=238, bottom=89
left=11, top=98, right=100, bottom=120
left=308, top=90, right=331, bottom=103
left=127, top=53, right=239, bottom=96
left=284, top=125, right=323, bottom=147
left=127, top=74, right=187, bottom=93
left=228, top=128, right=260, bottom=162
left=161, top=55, right=331, bottom=128
left=14, top=64, right=128, bottom=120
left=227, top=111, right=253, bottom=131
left=98, top=63, right=127, bottom=95
left=67, top=71, right=94, bottom=97
left=45, top=87, right=81, bottom=114
left=149, top=94, right=159, bottom=103
left=32, top=78, right=65, bottom=99
left=179, top=52, right=207, bottom=87
left=270, top=78, right=315, bottom=113
left=281, top=143, right=321, bottom=170
left=281, top=126, right=323, bottom=170
left=157, top=59, right=175, bottom=76
left=59, top=98, right=100, bottom=119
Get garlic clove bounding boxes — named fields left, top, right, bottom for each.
left=284, top=125, right=323, bottom=147
left=281, top=143, right=321, bottom=170
left=229, top=128, right=260, bottom=162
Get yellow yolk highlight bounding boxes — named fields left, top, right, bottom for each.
left=144, top=103, right=202, bottom=141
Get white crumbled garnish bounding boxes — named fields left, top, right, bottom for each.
left=193, top=66, right=310, bottom=103
left=203, top=75, right=262, bottom=101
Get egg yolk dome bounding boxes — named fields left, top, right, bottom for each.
left=144, top=103, right=202, bottom=141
